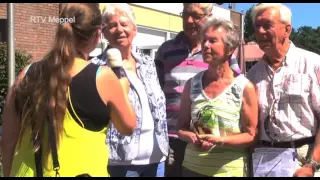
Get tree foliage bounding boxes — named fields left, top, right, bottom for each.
left=244, top=5, right=255, bottom=43
left=291, top=26, right=320, bottom=55
left=0, top=42, right=32, bottom=126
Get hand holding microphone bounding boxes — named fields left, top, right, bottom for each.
left=107, top=48, right=130, bottom=93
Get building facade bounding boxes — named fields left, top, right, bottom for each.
left=95, top=3, right=243, bottom=60
left=0, top=3, right=243, bottom=61
left=0, top=3, right=60, bottom=61
left=95, top=3, right=183, bottom=59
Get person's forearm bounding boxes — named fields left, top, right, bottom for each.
left=310, top=128, right=320, bottom=162
left=2, top=117, right=20, bottom=177
left=178, top=130, right=192, bottom=143
left=2, top=120, right=20, bottom=177
left=2, top=140, right=18, bottom=176
left=217, top=132, right=256, bottom=148
left=1, top=87, right=21, bottom=176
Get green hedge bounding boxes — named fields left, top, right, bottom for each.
left=0, top=42, right=32, bottom=126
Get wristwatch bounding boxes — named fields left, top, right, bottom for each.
left=305, top=159, right=320, bottom=172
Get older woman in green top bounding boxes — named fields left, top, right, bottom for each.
left=177, top=17, right=258, bottom=177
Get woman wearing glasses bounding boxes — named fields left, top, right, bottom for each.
left=177, top=17, right=258, bottom=177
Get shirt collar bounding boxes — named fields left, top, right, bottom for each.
left=284, top=41, right=296, bottom=67
left=132, top=51, right=142, bottom=69
left=193, top=45, right=202, bottom=55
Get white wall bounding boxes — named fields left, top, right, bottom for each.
left=212, top=5, right=231, bottom=21
left=132, top=26, right=167, bottom=47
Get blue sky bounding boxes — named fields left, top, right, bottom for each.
left=222, top=3, right=320, bottom=29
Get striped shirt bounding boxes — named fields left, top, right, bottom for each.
left=155, top=31, right=241, bottom=137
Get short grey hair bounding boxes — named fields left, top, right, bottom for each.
left=183, top=3, right=213, bottom=14
left=251, top=3, right=292, bottom=25
left=102, top=3, right=136, bottom=26
left=201, top=17, right=240, bottom=52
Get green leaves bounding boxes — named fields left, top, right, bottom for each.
left=244, top=5, right=256, bottom=43
left=0, top=42, right=32, bottom=126
left=291, top=26, right=320, bottom=55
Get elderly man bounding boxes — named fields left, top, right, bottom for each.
left=247, top=3, right=320, bottom=177
left=154, top=3, right=241, bottom=177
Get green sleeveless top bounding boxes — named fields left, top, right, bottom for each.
left=182, top=71, right=249, bottom=177
left=10, top=89, right=110, bottom=177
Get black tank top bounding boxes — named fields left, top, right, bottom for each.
left=67, top=63, right=110, bottom=131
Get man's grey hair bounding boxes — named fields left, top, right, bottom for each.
left=183, top=3, right=213, bottom=14
left=201, top=17, right=240, bottom=52
left=251, top=3, right=292, bottom=25
left=102, top=3, right=136, bottom=26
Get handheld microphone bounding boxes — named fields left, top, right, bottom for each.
left=106, top=48, right=127, bottom=79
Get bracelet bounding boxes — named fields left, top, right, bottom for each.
left=305, top=158, right=320, bottom=172
left=303, top=164, right=315, bottom=173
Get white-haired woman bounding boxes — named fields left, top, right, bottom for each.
left=91, top=3, right=168, bottom=177
left=176, top=17, right=258, bottom=177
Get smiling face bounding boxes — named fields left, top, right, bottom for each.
left=182, top=4, right=210, bottom=43
left=254, top=8, right=291, bottom=56
left=201, top=26, right=231, bottom=67
left=103, top=8, right=136, bottom=50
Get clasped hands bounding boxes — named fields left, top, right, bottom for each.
left=185, top=131, right=223, bottom=150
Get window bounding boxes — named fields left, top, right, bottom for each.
left=0, top=19, right=7, bottom=43
left=142, top=49, right=151, bottom=56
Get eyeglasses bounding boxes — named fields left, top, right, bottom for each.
left=254, top=21, right=287, bottom=32
left=180, top=11, right=207, bottom=22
